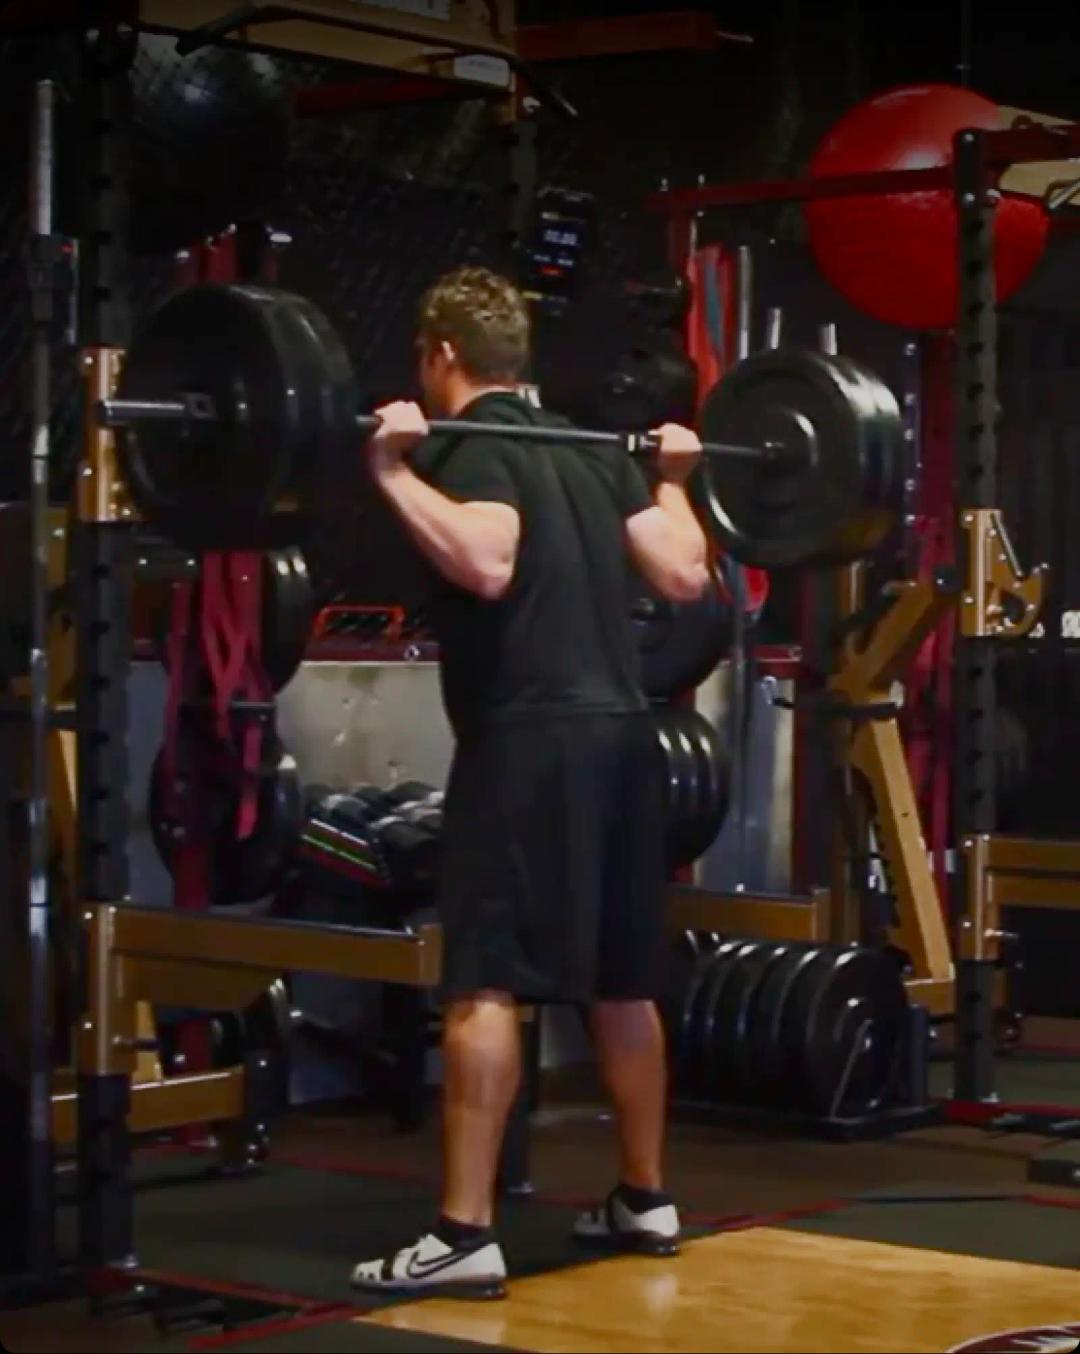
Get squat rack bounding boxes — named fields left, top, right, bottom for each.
left=648, top=114, right=1080, bottom=1101
left=4, top=0, right=540, bottom=1301
left=3, top=0, right=764, bottom=1300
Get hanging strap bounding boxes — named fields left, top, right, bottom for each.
left=198, top=550, right=272, bottom=840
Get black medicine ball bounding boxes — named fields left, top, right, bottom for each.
left=129, top=33, right=292, bottom=253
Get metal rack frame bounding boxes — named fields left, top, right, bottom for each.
left=648, top=118, right=1080, bottom=1101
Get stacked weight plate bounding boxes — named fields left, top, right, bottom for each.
left=149, top=732, right=304, bottom=905
left=653, top=707, right=731, bottom=868
left=664, top=933, right=908, bottom=1119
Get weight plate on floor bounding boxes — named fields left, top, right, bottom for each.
left=661, top=929, right=702, bottom=1058
left=776, top=946, right=838, bottom=1112
left=698, top=936, right=784, bottom=1104
left=686, top=938, right=753, bottom=1099
left=674, top=946, right=717, bottom=1088
left=719, top=940, right=804, bottom=1105
left=676, top=938, right=737, bottom=1094
left=800, top=947, right=908, bottom=1117
left=746, top=943, right=821, bottom=1106
left=694, top=349, right=901, bottom=568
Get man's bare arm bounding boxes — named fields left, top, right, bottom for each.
left=366, top=401, right=520, bottom=600
left=627, top=424, right=709, bottom=602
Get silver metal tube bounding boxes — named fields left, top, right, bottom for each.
left=99, top=398, right=189, bottom=423
left=735, top=245, right=753, bottom=363
left=818, top=322, right=838, bottom=356
left=765, top=307, right=783, bottom=351
left=27, top=76, right=56, bottom=1277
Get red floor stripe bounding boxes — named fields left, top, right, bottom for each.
left=706, top=1198, right=852, bottom=1231
left=186, top=1304, right=364, bottom=1351
left=943, top=1098, right=1080, bottom=1127
left=1021, top=1192, right=1080, bottom=1212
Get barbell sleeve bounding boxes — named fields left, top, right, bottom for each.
left=98, top=398, right=780, bottom=463
left=102, top=398, right=191, bottom=422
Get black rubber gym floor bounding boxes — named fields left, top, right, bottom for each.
left=28, top=1044, right=1077, bottom=1352
left=192, top=1313, right=511, bottom=1352
left=780, top=1189, right=1080, bottom=1270
left=58, top=1150, right=716, bottom=1313
left=930, top=1051, right=1080, bottom=1107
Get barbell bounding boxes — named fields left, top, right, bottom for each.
left=96, top=283, right=903, bottom=569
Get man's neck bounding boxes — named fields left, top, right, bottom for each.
left=445, top=382, right=517, bottom=418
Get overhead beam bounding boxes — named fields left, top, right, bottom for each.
left=517, top=11, right=752, bottom=64
left=140, top=0, right=516, bottom=81
left=292, top=9, right=753, bottom=117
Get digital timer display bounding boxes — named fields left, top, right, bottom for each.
left=525, top=188, right=596, bottom=314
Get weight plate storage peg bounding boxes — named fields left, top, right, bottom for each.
left=694, top=349, right=902, bottom=568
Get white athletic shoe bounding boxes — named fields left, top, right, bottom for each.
left=350, top=1232, right=508, bottom=1300
left=573, top=1190, right=681, bottom=1256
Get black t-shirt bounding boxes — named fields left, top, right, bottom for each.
left=411, top=391, right=653, bottom=738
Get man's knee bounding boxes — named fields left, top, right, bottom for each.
left=591, top=998, right=661, bottom=1047
left=443, top=992, right=520, bottom=1063
left=444, top=990, right=517, bottom=1028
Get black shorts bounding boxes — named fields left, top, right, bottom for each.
left=436, top=711, right=667, bottom=1004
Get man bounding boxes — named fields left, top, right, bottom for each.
left=351, top=266, right=708, bottom=1300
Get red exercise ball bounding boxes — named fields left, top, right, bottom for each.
left=804, top=84, right=1050, bottom=331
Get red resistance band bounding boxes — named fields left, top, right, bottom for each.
left=162, top=552, right=272, bottom=864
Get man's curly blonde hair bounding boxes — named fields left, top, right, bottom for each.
left=418, top=266, right=530, bottom=383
